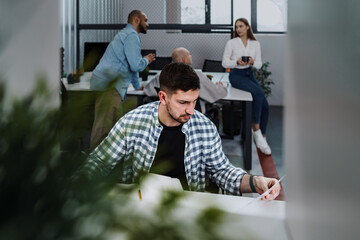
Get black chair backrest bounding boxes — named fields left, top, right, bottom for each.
left=202, top=59, right=225, bottom=72
left=152, top=57, right=172, bottom=70
left=83, top=42, right=110, bottom=71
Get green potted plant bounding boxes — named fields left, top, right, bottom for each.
left=252, top=61, right=274, bottom=98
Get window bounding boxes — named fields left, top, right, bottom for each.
left=233, top=0, right=251, bottom=25
left=181, top=0, right=205, bottom=24
left=210, top=0, right=232, bottom=24
left=257, top=0, right=287, bottom=32
left=181, top=0, right=287, bottom=33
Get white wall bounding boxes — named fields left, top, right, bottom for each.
left=0, top=0, right=60, bottom=106
left=256, top=35, right=285, bottom=106
left=284, top=0, right=360, bottom=239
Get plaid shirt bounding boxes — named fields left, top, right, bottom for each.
left=84, top=101, right=246, bottom=195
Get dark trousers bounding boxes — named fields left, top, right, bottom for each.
left=229, top=68, right=269, bottom=134
left=90, top=88, right=122, bottom=151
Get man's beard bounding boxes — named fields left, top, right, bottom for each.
left=166, top=104, right=191, bottom=124
left=139, top=24, right=147, bottom=34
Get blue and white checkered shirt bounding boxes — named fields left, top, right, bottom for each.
left=84, top=101, right=246, bottom=195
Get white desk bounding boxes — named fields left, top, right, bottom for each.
left=61, top=71, right=253, bottom=170
left=204, top=72, right=252, bottom=102
left=181, top=192, right=288, bottom=240
left=61, top=71, right=252, bottom=101
left=112, top=174, right=288, bottom=240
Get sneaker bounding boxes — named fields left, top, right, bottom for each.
left=253, top=129, right=272, bottom=155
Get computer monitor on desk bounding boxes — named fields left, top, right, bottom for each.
left=83, top=42, right=110, bottom=72
left=83, top=43, right=157, bottom=72
left=141, top=49, right=156, bottom=69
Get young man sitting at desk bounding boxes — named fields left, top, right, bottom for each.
left=80, top=63, right=281, bottom=199
left=144, top=47, right=227, bottom=113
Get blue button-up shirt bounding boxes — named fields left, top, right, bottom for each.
left=90, top=24, right=148, bottom=100
left=83, top=101, right=247, bottom=195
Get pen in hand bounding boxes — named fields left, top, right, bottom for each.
left=256, top=175, right=285, bottom=200
left=237, top=175, right=285, bottom=210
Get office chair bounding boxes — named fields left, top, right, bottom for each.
left=221, top=101, right=242, bottom=136
left=202, top=59, right=226, bottom=72
left=152, top=56, right=172, bottom=70
left=201, top=59, right=226, bottom=131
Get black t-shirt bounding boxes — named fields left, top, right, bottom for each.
left=150, top=122, right=188, bottom=190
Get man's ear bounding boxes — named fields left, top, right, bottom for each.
left=158, top=91, right=167, bottom=105
left=134, top=16, right=140, bottom=25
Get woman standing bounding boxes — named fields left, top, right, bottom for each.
left=222, top=18, right=271, bottom=155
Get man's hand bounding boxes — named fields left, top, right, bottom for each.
left=240, top=174, right=281, bottom=201
left=253, top=176, right=281, bottom=201
left=144, top=53, right=156, bottom=64
left=137, top=85, right=145, bottom=91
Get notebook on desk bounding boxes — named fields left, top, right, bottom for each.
left=139, top=174, right=183, bottom=202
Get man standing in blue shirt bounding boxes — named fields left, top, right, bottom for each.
left=89, top=10, right=155, bottom=151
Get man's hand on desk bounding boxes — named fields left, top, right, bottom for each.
left=240, top=174, right=281, bottom=201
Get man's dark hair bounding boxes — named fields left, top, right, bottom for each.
left=128, top=10, right=142, bottom=23
left=159, top=62, right=200, bottom=94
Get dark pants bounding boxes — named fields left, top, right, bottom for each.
left=229, top=68, right=269, bottom=134
left=90, top=88, right=122, bottom=151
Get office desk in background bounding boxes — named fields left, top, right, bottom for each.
left=61, top=71, right=253, bottom=170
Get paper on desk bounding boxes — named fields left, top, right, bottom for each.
left=139, top=174, right=183, bottom=202
left=237, top=175, right=285, bottom=211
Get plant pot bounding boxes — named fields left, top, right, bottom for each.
left=142, top=72, right=148, bottom=81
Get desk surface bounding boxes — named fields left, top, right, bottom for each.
left=115, top=174, right=288, bottom=240
left=137, top=174, right=285, bottom=219
left=61, top=71, right=252, bottom=102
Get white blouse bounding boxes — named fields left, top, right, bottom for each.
left=222, top=37, right=262, bottom=69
